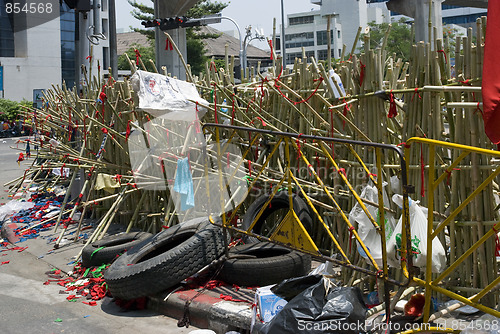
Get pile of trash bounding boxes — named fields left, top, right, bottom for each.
left=43, top=264, right=110, bottom=307
left=1, top=187, right=66, bottom=235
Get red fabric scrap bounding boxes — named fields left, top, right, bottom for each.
left=126, top=120, right=132, bottom=141
left=134, top=48, right=141, bottom=65
left=219, top=294, right=248, bottom=303
left=482, top=0, right=500, bottom=144
left=67, top=294, right=79, bottom=301
left=388, top=92, right=398, bottom=118
left=165, top=39, right=173, bottom=51
left=359, top=60, right=366, bottom=86
left=205, top=280, right=224, bottom=290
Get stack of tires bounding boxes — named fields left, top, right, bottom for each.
left=103, top=217, right=226, bottom=300
left=81, top=231, right=152, bottom=268
left=98, top=192, right=313, bottom=299
left=217, top=191, right=313, bottom=287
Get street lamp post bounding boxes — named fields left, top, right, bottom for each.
left=242, top=26, right=265, bottom=71
left=220, top=16, right=244, bottom=72
left=281, top=0, right=286, bottom=66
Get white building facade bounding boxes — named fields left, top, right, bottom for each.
left=277, top=0, right=389, bottom=65
left=0, top=0, right=110, bottom=103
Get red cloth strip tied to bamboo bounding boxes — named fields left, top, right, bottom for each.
left=388, top=91, right=398, bottom=118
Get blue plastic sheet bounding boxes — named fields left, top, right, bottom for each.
left=173, top=157, right=195, bottom=211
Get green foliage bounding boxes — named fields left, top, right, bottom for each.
left=211, top=58, right=226, bottom=71
left=127, top=0, right=155, bottom=40
left=443, top=25, right=464, bottom=51
left=127, top=0, right=228, bottom=73
left=185, top=0, right=227, bottom=19
left=0, top=99, right=31, bottom=121
left=361, top=18, right=412, bottom=62
left=186, top=33, right=208, bottom=74
left=118, top=43, right=156, bottom=71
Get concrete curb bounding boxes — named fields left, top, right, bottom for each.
left=1, top=215, right=260, bottom=334
left=149, top=288, right=258, bottom=334
left=1, top=222, right=20, bottom=243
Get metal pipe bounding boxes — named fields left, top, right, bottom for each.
left=281, top=0, right=286, bottom=66
left=220, top=16, right=243, bottom=72
left=108, top=0, right=118, bottom=78
left=92, top=0, right=101, bottom=35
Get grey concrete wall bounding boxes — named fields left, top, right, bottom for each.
left=0, top=17, right=61, bottom=101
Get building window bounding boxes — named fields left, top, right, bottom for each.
left=60, top=2, right=76, bottom=89
left=286, top=51, right=313, bottom=65
left=285, top=32, right=314, bottom=48
left=285, top=32, right=314, bottom=41
left=0, top=0, right=15, bottom=57
left=102, top=18, right=108, bottom=35
left=443, top=13, right=485, bottom=25
left=317, top=49, right=336, bottom=61
left=103, top=47, right=109, bottom=69
left=285, top=41, right=314, bottom=48
left=442, top=4, right=460, bottom=10
left=337, top=30, right=341, bottom=39
left=317, top=50, right=326, bottom=60
left=289, top=15, right=314, bottom=26
left=316, top=30, right=334, bottom=46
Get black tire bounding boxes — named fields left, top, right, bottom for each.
left=242, top=191, right=313, bottom=242
left=104, top=217, right=225, bottom=300
left=81, top=232, right=153, bottom=267
left=218, top=242, right=311, bottom=287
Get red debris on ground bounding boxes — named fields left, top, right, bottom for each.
left=43, top=262, right=111, bottom=306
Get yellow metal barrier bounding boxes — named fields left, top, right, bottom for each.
left=203, top=123, right=415, bottom=324
left=203, top=124, right=500, bottom=331
left=405, top=137, right=500, bottom=323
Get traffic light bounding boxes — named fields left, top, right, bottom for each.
left=178, top=17, right=202, bottom=28
left=141, top=19, right=160, bottom=28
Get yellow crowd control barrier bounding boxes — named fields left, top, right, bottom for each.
left=404, top=137, right=500, bottom=325
left=203, top=124, right=500, bottom=331
left=203, top=123, right=414, bottom=321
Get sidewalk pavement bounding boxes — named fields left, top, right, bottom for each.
left=1, top=219, right=257, bottom=334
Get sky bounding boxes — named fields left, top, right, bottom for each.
left=115, top=0, right=318, bottom=50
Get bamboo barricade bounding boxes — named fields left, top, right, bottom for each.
left=12, top=15, right=499, bottom=320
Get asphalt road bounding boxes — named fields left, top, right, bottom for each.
left=0, top=137, right=26, bottom=205
left=0, top=138, right=200, bottom=334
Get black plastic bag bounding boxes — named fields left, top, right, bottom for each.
left=258, top=277, right=367, bottom=334
left=271, top=274, right=324, bottom=301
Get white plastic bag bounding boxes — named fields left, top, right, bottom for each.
left=0, top=200, right=35, bottom=221
left=390, top=175, right=401, bottom=194
left=130, top=70, right=208, bottom=121
left=349, top=184, right=395, bottom=267
left=52, top=167, right=70, bottom=178
left=387, top=194, right=447, bottom=273
left=328, top=69, right=346, bottom=98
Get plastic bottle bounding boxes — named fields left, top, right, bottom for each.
left=220, top=98, right=230, bottom=124
left=328, top=69, right=346, bottom=99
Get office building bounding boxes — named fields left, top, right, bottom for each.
left=0, top=0, right=110, bottom=102
left=277, top=0, right=389, bottom=65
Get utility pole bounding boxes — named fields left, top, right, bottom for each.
left=109, top=0, right=118, bottom=78
left=145, top=10, right=222, bottom=79
left=281, top=0, right=286, bottom=67
left=154, top=0, right=187, bottom=80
